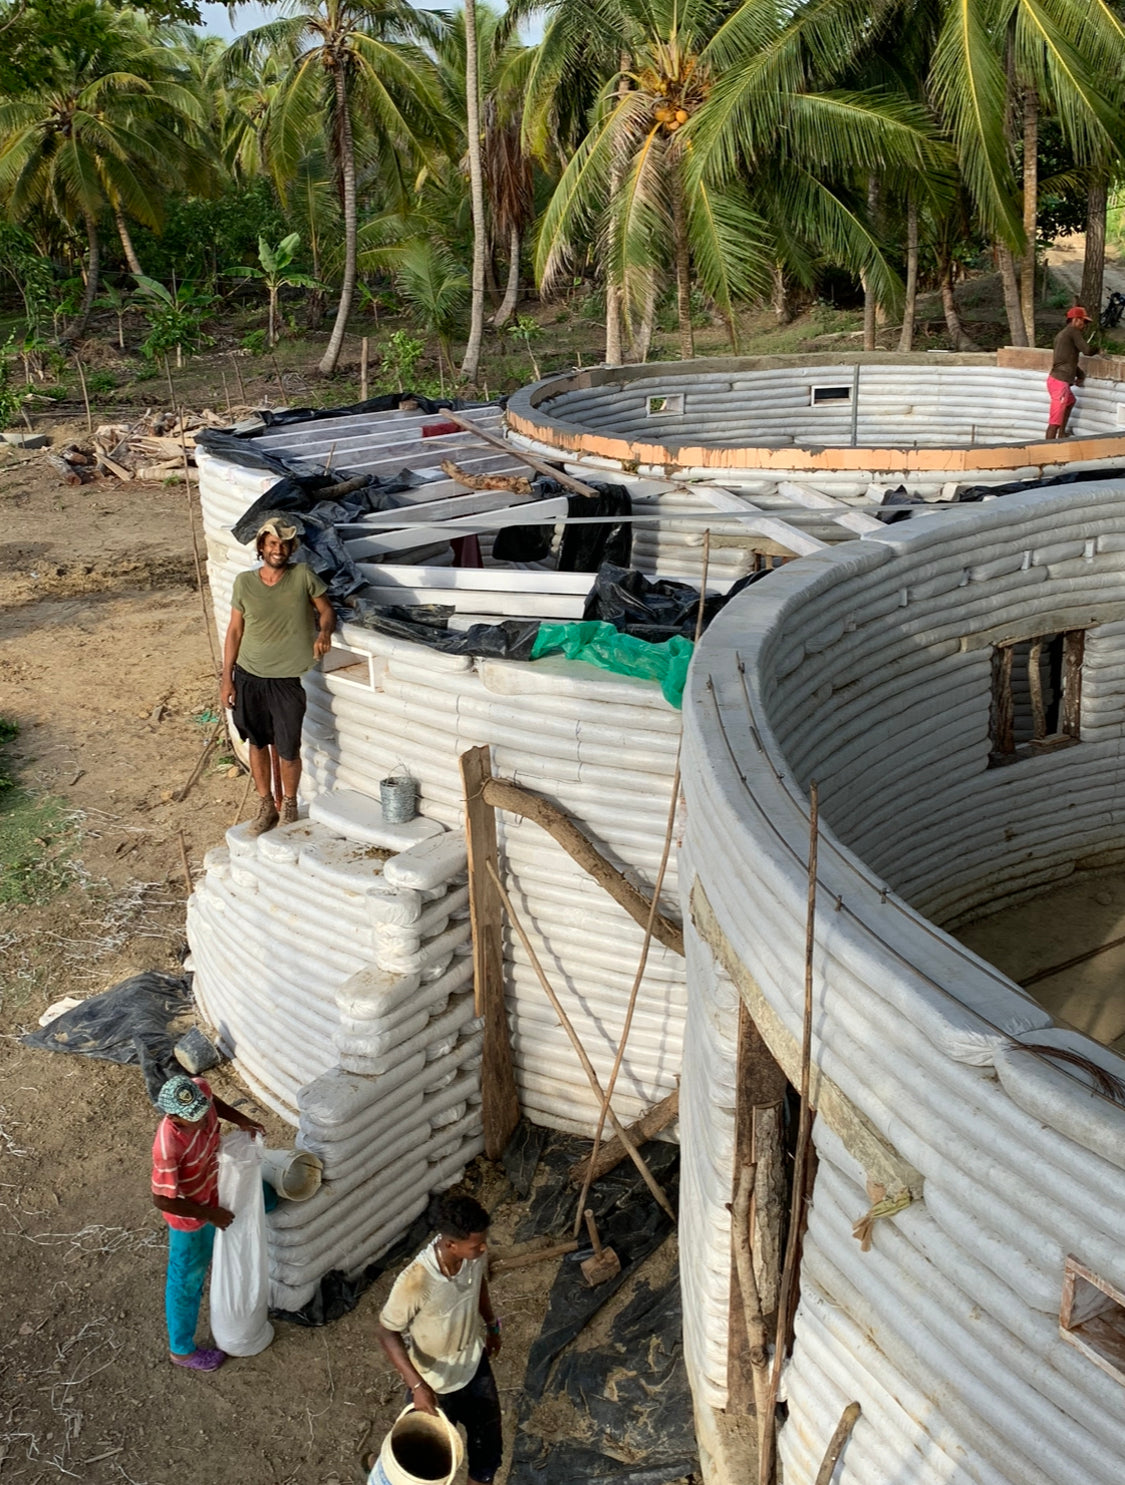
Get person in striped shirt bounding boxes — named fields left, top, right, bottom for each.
left=152, top=1074, right=264, bottom=1372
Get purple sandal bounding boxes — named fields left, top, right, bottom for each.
left=171, top=1347, right=226, bottom=1372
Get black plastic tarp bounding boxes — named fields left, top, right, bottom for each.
left=508, top=1135, right=694, bottom=1485
left=21, top=972, right=195, bottom=1101
left=583, top=563, right=768, bottom=640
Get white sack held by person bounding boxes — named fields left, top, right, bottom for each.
left=210, top=1129, right=274, bottom=1355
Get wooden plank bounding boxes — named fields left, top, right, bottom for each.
left=566, top=1087, right=679, bottom=1184
left=440, top=409, right=600, bottom=498
left=343, top=498, right=570, bottom=558
left=358, top=587, right=585, bottom=619
left=357, top=563, right=597, bottom=593
left=1062, top=628, right=1085, bottom=737
left=459, top=746, right=519, bottom=1161
left=727, top=1001, right=788, bottom=1415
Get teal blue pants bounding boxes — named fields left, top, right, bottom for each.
left=165, top=1224, right=215, bottom=1355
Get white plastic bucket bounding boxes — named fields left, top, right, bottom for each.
left=367, top=1406, right=463, bottom=1485
left=260, top=1147, right=324, bottom=1201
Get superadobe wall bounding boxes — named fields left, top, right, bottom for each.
left=679, top=480, right=1125, bottom=1484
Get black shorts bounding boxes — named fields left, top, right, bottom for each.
left=230, top=665, right=306, bottom=760
left=405, top=1354, right=502, bottom=1484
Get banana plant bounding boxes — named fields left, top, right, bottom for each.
left=233, top=233, right=325, bottom=346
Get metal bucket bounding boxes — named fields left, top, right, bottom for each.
left=380, top=774, right=418, bottom=824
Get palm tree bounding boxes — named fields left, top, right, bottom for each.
left=927, top=0, right=1125, bottom=342
left=0, top=6, right=208, bottom=340
left=460, top=0, right=487, bottom=381
left=221, top=0, right=450, bottom=377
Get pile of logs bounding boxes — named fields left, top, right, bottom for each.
left=45, top=407, right=232, bottom=486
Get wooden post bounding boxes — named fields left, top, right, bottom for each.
left=460, top=746, right=520, bottom=1160
left=73, top=355, right=93, bottom=434
left=360, top=336, right=369, bottom=402
left=727, top=1000, right=788, bottom=1415
left=759, top=781, right=820, bottom=1485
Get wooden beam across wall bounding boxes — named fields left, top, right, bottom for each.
left=460, top=745, right=520, bottom=1160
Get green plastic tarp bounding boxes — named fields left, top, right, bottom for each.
left=530, top=621, right=694, bottom=708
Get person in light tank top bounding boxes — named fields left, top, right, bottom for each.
left=373, top=1195, right=503, bottom=1485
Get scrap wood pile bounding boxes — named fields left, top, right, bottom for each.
left=44, top=407, right=233, bottom=486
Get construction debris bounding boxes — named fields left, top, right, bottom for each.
left=38, top=408, right=237, bottom=486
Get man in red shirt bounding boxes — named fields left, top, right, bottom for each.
left=151, top=1074, right=264, bottom=1372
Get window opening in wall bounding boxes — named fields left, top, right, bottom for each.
left=1060, top=1256, right=1125, bottom=1382
left=988, top=630, right=1084, bottom=766
left=646, top=393, right=684, bottom=416
left=810, top=385, right=851, bottom=405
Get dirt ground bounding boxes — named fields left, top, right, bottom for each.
left=0, top=435, right=586, bottom=1485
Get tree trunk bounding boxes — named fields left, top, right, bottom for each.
left=319, top=61, right=359, bottom=377
left=861, top=176, right=879, bottom=351
left=604, top=56, right=630, bottom=367
left=114, top=206, right=143, bottom=277
left=771, top=261, right=791, bottom=326
left=459, top=0, right=487, bottom=383
left=940, top=254, right=979, bottom=351
left=897, top=199, right=919, bottom=352
left=627, top=274, right=656, bottom=364
left=997, top=242, right=1027, bottom=346
left=63, top=211, right=100, bottom=343
left=671, top=171, right=693, bottom=360
left=1021, top=86, right=1038, bottom=345
left=268, top=285, right=278, bottom=346
left=1081, top=172, right=1108, bottom=319
left=493, top=224, right=521, bottom=328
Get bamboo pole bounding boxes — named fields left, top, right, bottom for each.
left=758, top=779, right=819, bottom=1485
left=73, top=355, right=93, bottom=434
left=730, top=1160, right=772, bottom=1422
left=572, top=532, right=709, bottom=1231
left=814, top=1402, right=861, bottom=1485
left=486, top=859, right=676, bottom=1224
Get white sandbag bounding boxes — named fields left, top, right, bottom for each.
left=384, top=830, right=469, bottom=890
left=210, top=1130, right=274, bottom=1356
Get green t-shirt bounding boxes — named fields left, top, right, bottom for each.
left=231, top=562, right=328, bottom=678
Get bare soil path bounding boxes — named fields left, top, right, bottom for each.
left=0, top=433, right=556, bottom=1485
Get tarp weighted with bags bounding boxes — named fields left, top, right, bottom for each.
left=211, top=1130, right=274, bottom=1356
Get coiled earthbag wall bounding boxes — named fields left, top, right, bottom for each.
left=678, top=479, right=1125, bottom=1483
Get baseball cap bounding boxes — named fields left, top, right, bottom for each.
left=1066, top=306, right=1092, bottom=322
left=157, top=1074, right=210, bottom=1122
left=257, top=516, right=300, bottom=542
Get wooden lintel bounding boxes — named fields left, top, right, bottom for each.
left=567, top=1086, right=679, bottom=1185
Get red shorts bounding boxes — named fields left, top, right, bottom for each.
left=1047, top=375, right=1076, bottom=426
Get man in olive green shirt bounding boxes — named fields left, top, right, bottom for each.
left=221, top=518, right=336, bottom=836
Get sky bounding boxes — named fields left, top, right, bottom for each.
left=197, top=3, right=283, bottom=36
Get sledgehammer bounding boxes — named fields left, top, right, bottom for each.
left=580, top=1209, right=621, bottom=1287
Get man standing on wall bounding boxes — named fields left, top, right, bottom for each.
left=1046, top=306, right=1095, bottom=440
left=373, top=1195, right=503, bottom=1485
left=222, top=517, right=336, bottom=836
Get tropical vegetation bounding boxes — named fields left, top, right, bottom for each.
left=0, top=0, right=1122, bottom=395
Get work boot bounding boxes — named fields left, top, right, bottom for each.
left=279, top=796, right=299, bottom=826
left=246, top=794, right=279, bottom=838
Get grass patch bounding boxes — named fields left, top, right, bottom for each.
left=0, top=719, right=82, bottom=907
